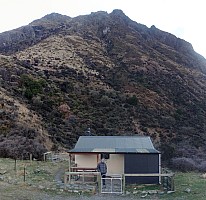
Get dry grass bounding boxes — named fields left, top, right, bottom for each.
left=0, top=158, right=70, bottom=200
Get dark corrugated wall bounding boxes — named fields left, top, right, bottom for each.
left=124, top=153, right=160, bottom=184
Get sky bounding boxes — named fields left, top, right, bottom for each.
left=0, top=0, right=205, bottom=58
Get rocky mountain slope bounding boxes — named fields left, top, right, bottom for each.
left=1, top=10, right=206, bottom=165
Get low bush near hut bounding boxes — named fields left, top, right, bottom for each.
left=171, top=157, right=196, bottom=172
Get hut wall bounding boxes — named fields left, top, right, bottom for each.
left=105, top=154, right=124, bottom=174
left=124, top=153, right=160, bottom=184
left=75, top=154, right=98, bottom=168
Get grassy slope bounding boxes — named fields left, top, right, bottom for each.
left=1, top=158, right=206, bottom=199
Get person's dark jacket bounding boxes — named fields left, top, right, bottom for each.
left=97, top=161, right=107, bottom=174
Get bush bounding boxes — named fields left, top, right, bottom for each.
left=198, top=161, right=206, bottom=172
left=0, top=125, right=47, bottom=160
left=171, top=157, right=196, bottom=172
left=126, top=95, right=138, bottom=106
left=20, top=74, right=46, bottom=99
left=100, top=95, right=112, bottom=106
left=0, top=137, right=46, bottom=160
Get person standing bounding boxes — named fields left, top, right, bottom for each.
left=97, top=158, right=107, bottom=187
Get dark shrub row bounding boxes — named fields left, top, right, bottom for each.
left=171, top=157, right=206, bottom=172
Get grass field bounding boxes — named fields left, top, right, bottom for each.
left=124, top=172, right=206, bottom=199
left=160, top=172, right=206, bottom=200
left=1, top=158, right=206, bottom=199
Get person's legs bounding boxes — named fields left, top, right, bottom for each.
left=102, top=174, right=106, bottom=186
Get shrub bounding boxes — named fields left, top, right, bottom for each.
left=20, top=74, right=46, bottom=99
left=100, top=95, right=112, bottom=106
left=126, top=95, right=138, bottom=106
left=0, top=137, right=46, bottom=160
left=0, top=125, right=47, bottom=160
left=198, top=161, right=206, bottom=172
left=171, top=157, right=196, bottom=172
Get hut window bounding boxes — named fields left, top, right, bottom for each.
left=101, top=153, right=110, bottom=159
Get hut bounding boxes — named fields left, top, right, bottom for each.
left=69, top=136, right=161, bottom=184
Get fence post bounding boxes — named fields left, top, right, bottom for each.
left=171, top=175, right=175, bottom=191
left=97, top=173, right=101, bottom=193
left=122, top=174, right=125, bottom=194
left=23, top=165, right=26, bottom=182
left=30, top=154, right=32, bottom=162
left=68, top=154, right=71, bottom=172
left=64, top=173, right=67, bottom=189
left=14, top=159, right=17, bottom=171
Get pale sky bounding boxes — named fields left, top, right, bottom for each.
left=0, top=0, right=205, bottom=58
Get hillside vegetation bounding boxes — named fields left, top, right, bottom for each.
left=1, top=10, right=206, bottom=168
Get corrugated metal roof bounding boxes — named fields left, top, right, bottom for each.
left=70, top=136, right=160, bottom=153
